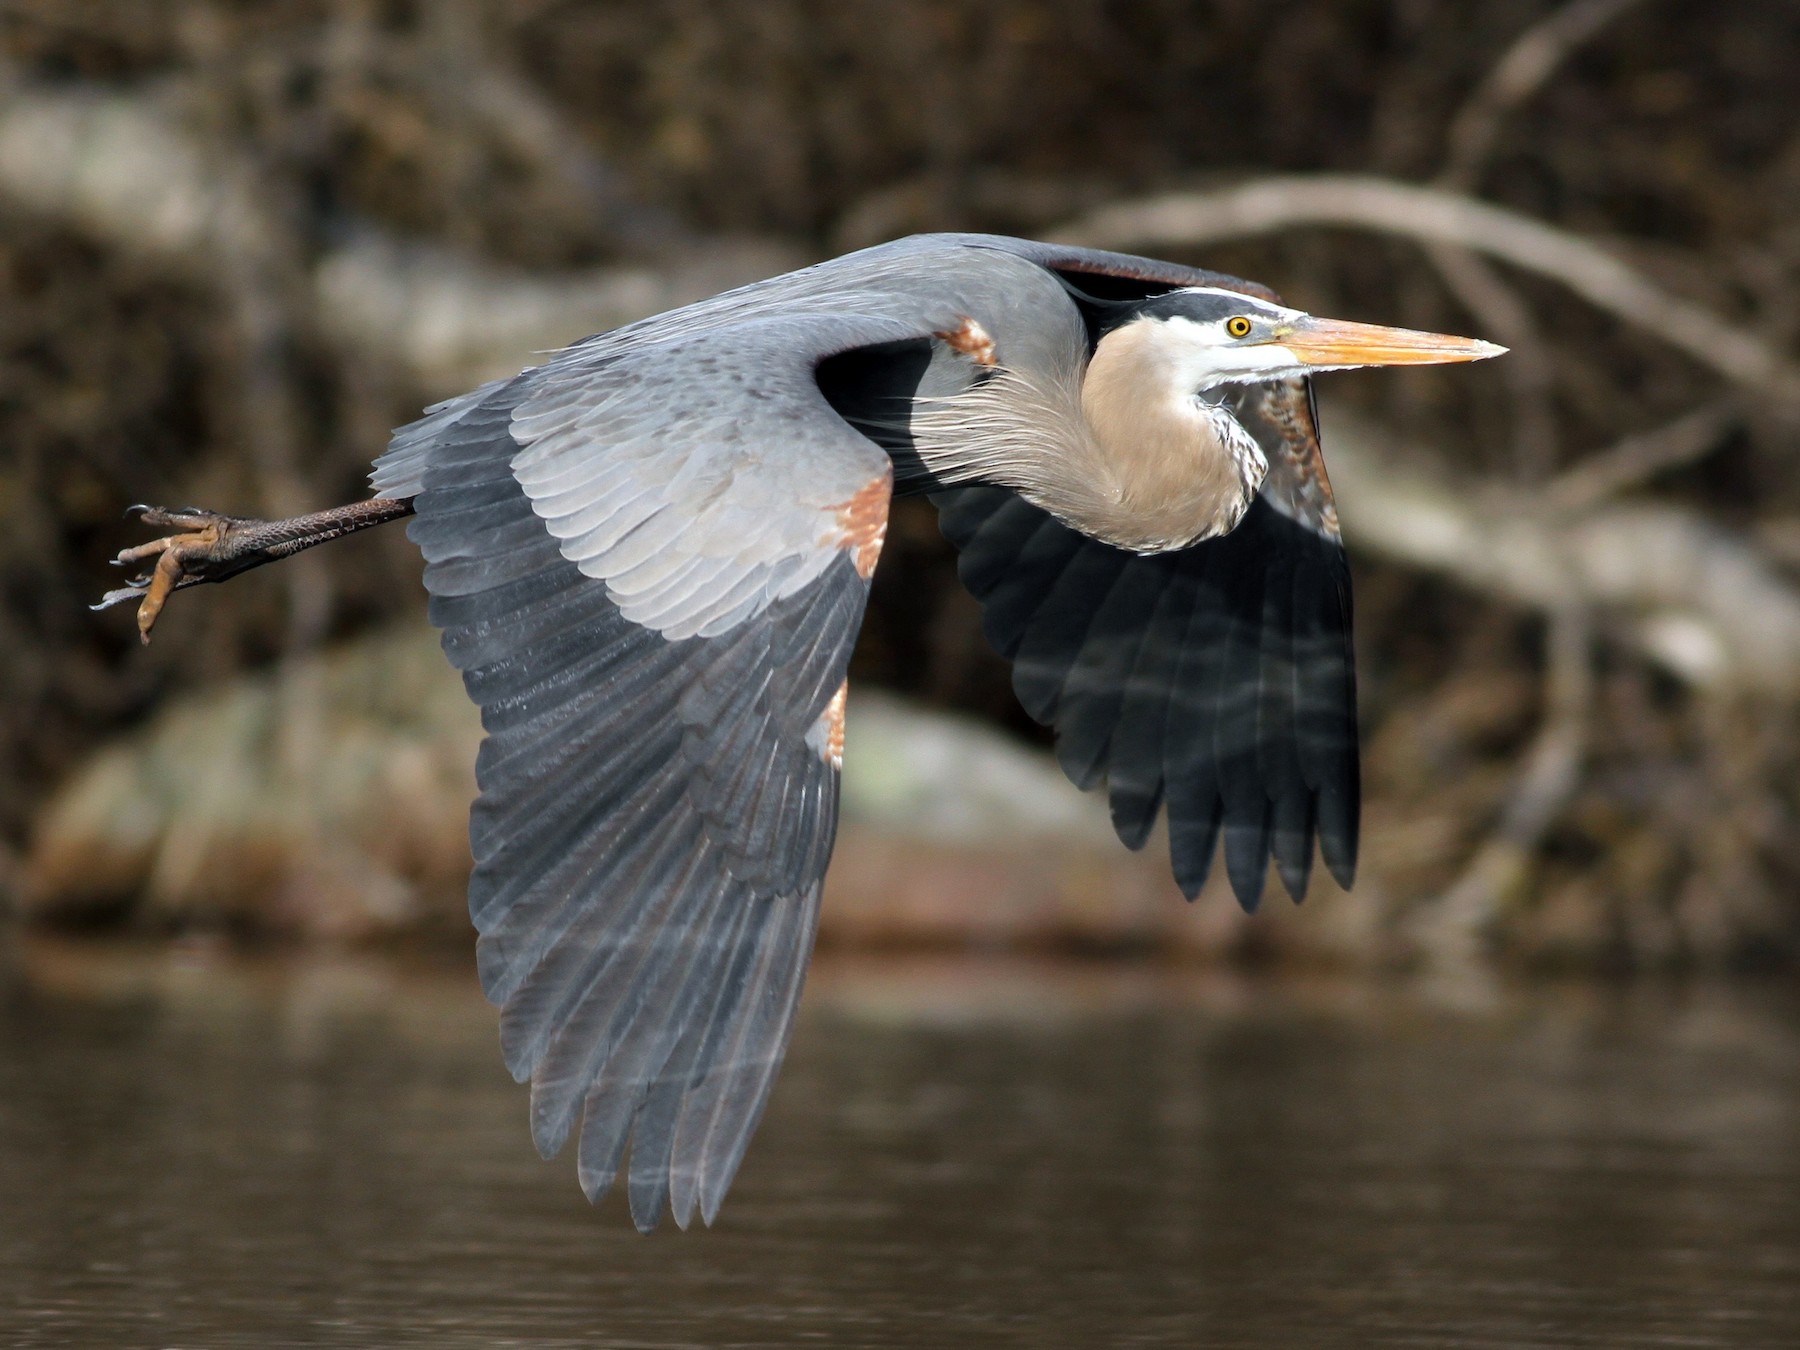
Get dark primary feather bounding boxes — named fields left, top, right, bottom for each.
left=933, top=488, right=1357, bottom=910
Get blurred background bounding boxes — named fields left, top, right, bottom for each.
left=4, top=3, right=1800, bottom=1346
left=5, top=0, right=1800, bottom=970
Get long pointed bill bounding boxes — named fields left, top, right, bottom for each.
left=1280, top=315, right=1507, bottom=367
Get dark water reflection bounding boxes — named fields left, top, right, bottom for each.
left=2, top=939, right=1798, bottom=1348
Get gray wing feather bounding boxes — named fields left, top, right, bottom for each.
left=411, top=393, right=871, bottom=1230
left=507, top=324, right=889, bottom=640
left=371, top=373, right=514, bottom=500
left=389, top=308, right=945, bottom=1231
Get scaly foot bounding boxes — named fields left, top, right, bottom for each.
left=94, top=496, right=417, bottom=643
left=94, top=505, right=264, bottom=644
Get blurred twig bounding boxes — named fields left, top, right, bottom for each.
left=419, top=2, right=689, bottom=254
left=1423, top=243, right=1560, bottom=479
left=1546, top=399, right=1741, bottom=512
left=1440, top=0, right=1653, bottom=191
left=1413, top=603, right=1595, bottom=966
left=1424, top=0, right=1656, bottom=481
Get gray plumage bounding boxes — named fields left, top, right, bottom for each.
left=241, top=231, right=1505, bottom=1232
left=365, top=233, right=1375, bottom=1230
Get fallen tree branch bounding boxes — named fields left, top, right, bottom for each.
left=1055, top=175, right=1800, bottom=400
left=1323, top=406, right=1800, bottom=694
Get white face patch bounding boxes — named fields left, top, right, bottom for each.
left=1159, top=312, right=1310, bottom=386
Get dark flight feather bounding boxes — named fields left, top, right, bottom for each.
left=933, top=490, right=1357, bottom=910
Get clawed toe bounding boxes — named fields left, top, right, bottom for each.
left=91, top=583, right=149, bottom=612
left=97, top=494, right=413, bottom=645
left=128, top=504, right=240, bottom=532
left=115, top=536, right=189, bottom=567
left=100, top=504, right=254, bottom=644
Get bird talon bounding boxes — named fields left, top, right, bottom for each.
left=100, top=496, right=407, bottom=643
left=100, top=503, right=251, bottom=643
left=90, top=584, right=147, bottom=613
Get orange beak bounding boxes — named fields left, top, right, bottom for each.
left=1278, top=316, right=1507, bottom=367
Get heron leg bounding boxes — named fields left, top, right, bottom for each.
left=94, top=498, right=416, bottom=644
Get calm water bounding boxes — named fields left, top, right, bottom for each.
left=1, top=938, right=1798, bottom=1348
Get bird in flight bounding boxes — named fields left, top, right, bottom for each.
left=98, top=234, right=1501, bottom=1230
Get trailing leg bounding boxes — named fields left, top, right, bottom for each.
left=95, top=497, right=416, bottom=643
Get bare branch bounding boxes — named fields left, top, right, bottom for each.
left=1323, top=407, right=1800, bottom=694
left=1414, top=604, right=1595, bottom=966
left=1546, top=399, right=1741, bottom=512
left=1056, top=175, right=1800, bottom=400
left=1425, top=242, right=1561, bottom=477
left=1424, top=0, right=1658, bottom=490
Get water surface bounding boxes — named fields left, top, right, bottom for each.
left=2, top=938, right=1797, bottom=1347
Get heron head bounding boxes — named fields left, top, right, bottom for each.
left=1104, top=287, right=1506, bottom=388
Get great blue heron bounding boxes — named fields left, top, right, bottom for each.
left=98, top=233, right=1501, bottom=1230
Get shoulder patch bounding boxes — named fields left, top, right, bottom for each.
left=828, top=470, right=892, bottom=579
left=934, top=316, right=999, bottom=367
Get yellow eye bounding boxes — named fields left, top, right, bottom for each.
left=1225, top=316, right=1254, bottom=338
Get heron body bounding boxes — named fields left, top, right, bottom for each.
left=102, top=232, right=1501, bottom=1230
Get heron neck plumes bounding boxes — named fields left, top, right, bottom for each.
left=1077, top=320, right=1268, bottom=549
left=909, top=317, right=1269, bottom=553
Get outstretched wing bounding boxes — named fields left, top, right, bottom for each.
left=923, top=246, right=1359, bottom=910
left=378, top=307, right=949, bottom=1232
left=371, top=234, right=1138, bottom=1231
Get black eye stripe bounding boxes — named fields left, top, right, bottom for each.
left=1131, top=288, right=1286, bottom=328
